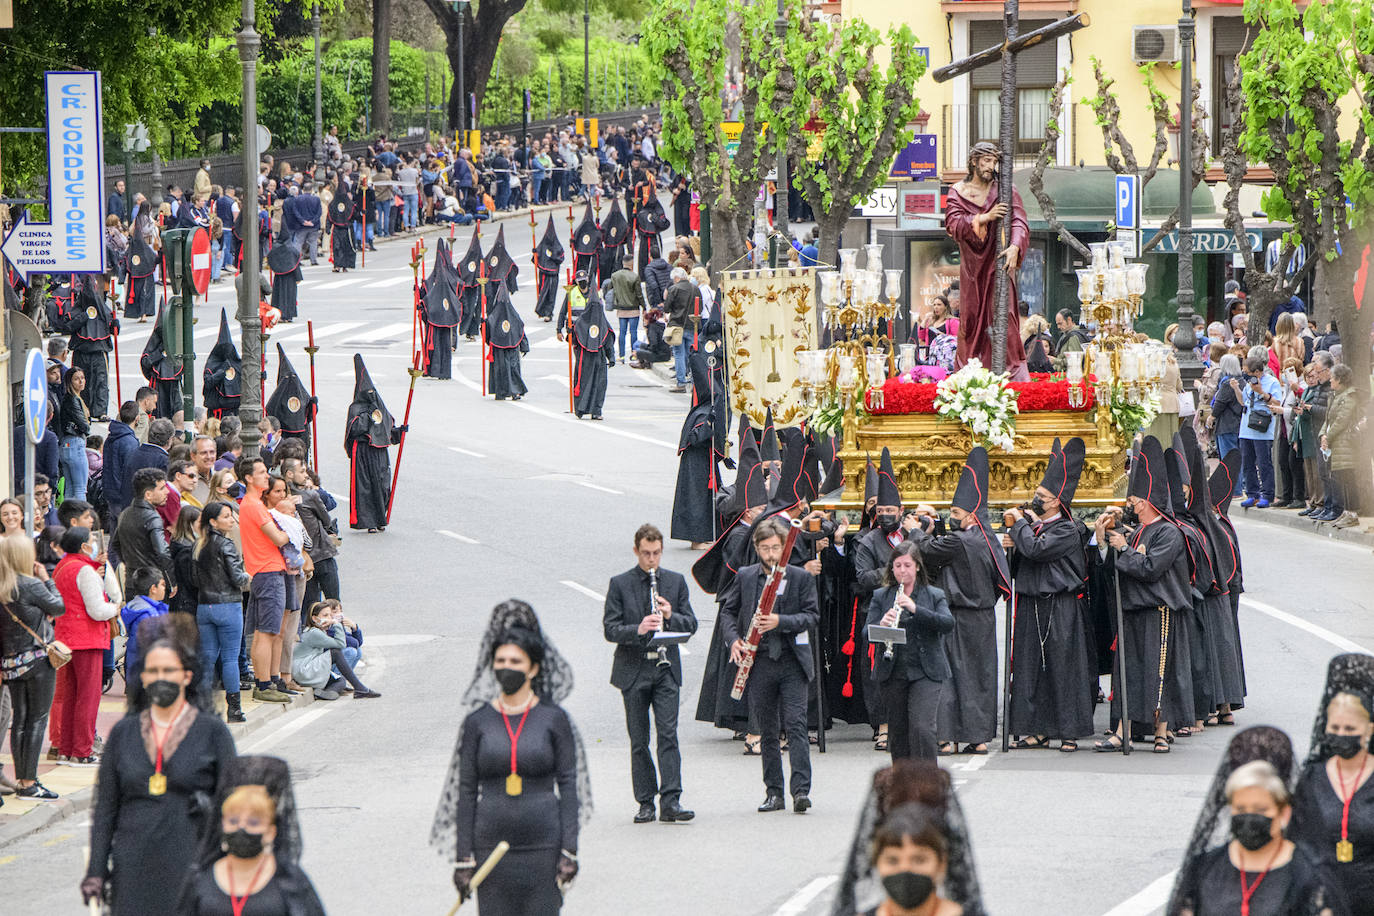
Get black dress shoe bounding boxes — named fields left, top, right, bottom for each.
left=634, top=802, right=656, bottom=823
left=757, top=794, right=785, bottom=813
left=660, top=802, right=695, bottom=822
left=793, top=795, right=812, bottom=814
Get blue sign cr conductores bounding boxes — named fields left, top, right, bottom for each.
left=23, top=348, right=48, bottom=446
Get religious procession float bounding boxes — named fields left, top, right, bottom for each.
left=720, top=240, right=1169, bottom=509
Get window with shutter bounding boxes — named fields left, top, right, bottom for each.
left=966, top=19, right=1060, bottom=157
left=1212, top=17, right=1255, bottom=155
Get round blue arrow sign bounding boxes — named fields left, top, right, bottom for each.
left=23, top=348, right=48, bottom=445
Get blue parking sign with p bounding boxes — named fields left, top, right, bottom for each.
left=1116, top=174, right=1140, bottom=230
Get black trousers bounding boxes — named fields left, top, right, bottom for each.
left=74, top=349, right=109, bottom=419
left=8, top=660, right=56, bottom=780
left=1277, top=433, right=1305, bottom=503
left=880, top=674, right=944, bottom=762
left=301, top=556, right=340, bottom=611
left=620, top=663, right=683, bottom=804
left=747, top=651, right=811, bottom=797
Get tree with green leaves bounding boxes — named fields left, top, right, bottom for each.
left=642, top=0, right=795, bottom=271
left=782, top=15, right=925, bottom=270
left=1235, top=0, right=1373, bottom=382
left=420, top=0, right=531, bottom=132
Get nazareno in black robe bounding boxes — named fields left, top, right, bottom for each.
left=202, top=309, right=241, bottom=418
left=268, top=241, right=303, bottom=322
left=345, top=354, right=401, bottom=530
left=598, top=200, right=629, bottom=284
left=484, top=285, right=528, bottom=400
left=571, top=203, right=601, bottom=288
left=570, top=291, right=614, bottom=417
left=533, top=217, right=565, bottom=320
left=421, top=267, right=460, bottom=380
left=123, top=237, right=157, bottom=319
left=484, top=225, right=519, bottom=295
left=457, top=233, right=484, bottom=338
left=139, top=314, right=183, bottom=419
left=265, top=343, right=317, bottom=454
left=328, top=186, right=356, bottom=270
left=671, top=350, right=726, bottom=543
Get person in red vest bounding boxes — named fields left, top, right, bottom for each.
left=51, top=526, right=122, bottom=767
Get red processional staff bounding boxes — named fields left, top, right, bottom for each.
left=304, top=321, right=321, bottom=471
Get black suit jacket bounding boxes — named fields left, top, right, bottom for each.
left=719, top=563, right=820, bottom=681
left=866, top=584, right=954, bottom=682
left=604, top=566, right=697, bottom=689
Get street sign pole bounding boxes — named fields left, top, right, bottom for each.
left=22, top=348, right=47, bottom=539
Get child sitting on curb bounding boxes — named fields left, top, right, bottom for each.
left=291, top=600, right=379, bottom=701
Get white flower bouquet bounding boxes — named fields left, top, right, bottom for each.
left=933, top=358, right=1019, bottom=452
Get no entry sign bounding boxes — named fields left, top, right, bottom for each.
left=190, top=226, right=211, bottom=295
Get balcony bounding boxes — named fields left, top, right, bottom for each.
left=939, top=101, right=1078, bottom=179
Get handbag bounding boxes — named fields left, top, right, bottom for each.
left=665, top=325, right=684, bottom=347
left=2, top=601, right=72, bottom=670
left=1177, top=390, right=1196, bottom=418
left=1246, top=391, right=1273, bottom=432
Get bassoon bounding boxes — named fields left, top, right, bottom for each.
left=730, top=517, right=803, bottom=700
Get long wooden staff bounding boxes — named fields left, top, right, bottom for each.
left=444, top=841, right=510, bottom=916
left=563, top=268, right=576, bottom=414
left=304, top=320, right=321, bottom=471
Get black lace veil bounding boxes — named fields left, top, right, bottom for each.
left=831, top=762, right=985, bottom=916
left=1165, top=726, right=1296, bottom=916
left=1304, top=653, right=1374, bottom=769
left=195, top=755, right=304, bottom=867
left=429, top=599, right=593, bottom=862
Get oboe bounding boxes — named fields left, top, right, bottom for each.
left=883, top=589, right=904, bottom=660
left=649, top=568, right=669, bottom=666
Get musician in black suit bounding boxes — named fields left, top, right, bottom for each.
left=866, top=541, right=955, bottom=762
left=720, top=517, right=820, bottom=814
left=604, top=524, right=698, bottom=825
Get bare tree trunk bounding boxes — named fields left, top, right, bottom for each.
left=372, top=0, right=392, bottom=135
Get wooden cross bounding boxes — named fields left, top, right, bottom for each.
left=760, top=323, right=785, bottom=383
left=932, top=2, right=1089, bottom=374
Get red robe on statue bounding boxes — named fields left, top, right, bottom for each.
left=945, top=181, right=1030, bottom=380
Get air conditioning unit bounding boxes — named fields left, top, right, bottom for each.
left=1133, top=25, right=1181, bottom=64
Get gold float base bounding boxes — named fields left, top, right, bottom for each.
left=820, top=405, right=1130, bottom=511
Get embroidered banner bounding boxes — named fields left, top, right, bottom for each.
left=720, top=267, right=817, bottom=429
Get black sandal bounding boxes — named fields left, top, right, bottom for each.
left=1094, top=735, right=1124, bottom=752
left=1059, top=740, right=1078, bottom=753
left=1153, top=736, right=1171, bottom=754
left=938, top=742, right=957, bottom=756
left=1217, top=712, right=1236, bottom=726
left=1204, top=713, right=1220, bottom=727
left=966, top=744, right=990, bottom=755
left=1014, top=735, right=1049, bottom=750
left=743, top=737, right=761, bottom=756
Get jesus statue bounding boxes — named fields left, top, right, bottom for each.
left=945, top=141, right=1030, bottom=381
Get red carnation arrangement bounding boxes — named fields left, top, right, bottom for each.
left=868, top=374, right=1095, bottom=415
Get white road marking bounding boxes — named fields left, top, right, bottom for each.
left=360, top=276, right=415, bottom=288
left=354, top=322, right=411, bottom=340
left=540, top=374, right=570, bottom=388
left=241, top=705, right=335, bottom=753
left=572, top=480, right=622, bottom=495
left=448, top=446, right=486, bottom=458
left=311, top=278, right=356, bottom=291
left=1099, top=870, right=1178, bottom=916
left=773, top=875, right=839, bottom=916
left=559, top=580, right=605, bottom=602
left=437, top=529, right=479, bottom=545
left=1239, top=597, right=1371, bottom=654
left=300, top=321, right=365, bottom=341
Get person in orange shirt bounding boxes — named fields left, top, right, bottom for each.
left=235, top=456, right=292, bottom=704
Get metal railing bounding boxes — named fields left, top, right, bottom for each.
left=939, top=102, right=1076, bottom=172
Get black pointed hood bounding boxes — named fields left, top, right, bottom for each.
left=818, top=434, right=844, bottom=496
left=876, top=447, right=901, bottom=508
left=535, top=217, right=565, bottom=272
left=690, top=349, right=714, bottom=405
left=203, top=309, right=242, bottom=400
left=485, top=225, right=515, bottom=282
left=140, top=310, right=181, bottom=381
left=767, top=427, right=809, bottom=512
left=265, top=343, right=314, bottom=436
left=1208, top=449, right=1241, bottom=517
left=457, top=233, right=483, bottom=287
left=572, top=286, right=613, bottom=352
left=760, top=408, right=780, bottom=463
left=786, top=427, right=819, bottom=504
left=736, top=437, right=767, bottom=511
left=422, top=270, right=461, bottom=328
left=1165, top=447, right=1188, bottom=519
left=599, top=199, right=628, bottom=249
left=952, top=446, right=990, bottom=515
left=70, top=275, right=113, bottom=340
left=483, top=284, right=525, bottom=349
left=863, top=457, right=878, bottom=505
left=428, top=238, right=457, bottom=288
left=328, top=185, right=353, bottom=226
left=572, top=203, right=601, bottom=255
left=1038, top=436, right=1086, bottom=509
left=267, top=241, right=302, bottom=275
left=126, top=236, right=156, bottom=278
left=1128, top=435, right=1171, bottom=515
left=1176, top=427, right=1209, bottom=518
left=346, top=353, right=395, bottom=448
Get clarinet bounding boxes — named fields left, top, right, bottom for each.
left=883, top=588, right=904, bottom=660
left=649, top=568, right=669, bottom=666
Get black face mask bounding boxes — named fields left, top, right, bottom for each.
left=878, top=513, right=900, bottom=534
left=494, top=667, right=528, bottom=696
left=882, top=871, right=935, bottom=909
left=145, top=679, right=181, bottom=708
left=1121, top=505, right=1140, bottom=527
left=224, top=828, right=266, bottom=859
left=946, top=514, right=962, bottom=531
left=1029, top=496, right=1046, bottom=515
left=1231, top=813, right=1275, bottom=851
left=1327, top=733, right=1368, bottom=760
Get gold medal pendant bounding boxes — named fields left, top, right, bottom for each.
left=506, top=773, right=523, bottom=796
left=148, top=772, right=167, bottom=796
left=1338, top=839, right=1354, bottom=863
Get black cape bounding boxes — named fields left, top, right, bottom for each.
left=123, top=237, right=157, bottom=319
left=598, top=200, right=629, bottom=282
left=329, top=186, right=356, bottom=270
left=202, top=310, right=241, bottom=417
left=139, top=313, right=182, bottom=418
left=485, top=225, right=518, bottom=294
left=268, top=242, right=303, bottom=322
left=344, top=354, right=400, bottom=530
left=671, top=350, right=729, bottom=543
left=572, top=203, right=601, bottom=286
left=265, top=343, right=316, bottom=446
left=457, top=233, right=484, bottom=337
left=483, top=286, right=528, bottom=399
left=534, top=217, right=565, bottom=320
left=571, top=289, right=614, bottom=416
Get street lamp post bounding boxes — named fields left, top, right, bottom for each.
left=1173, top=0, right=1200, bottom=381
left=583, top=0, right=591, bottom=120
left=312, top=3, right=323, bottom=168
left=452, top=0, right=470, bottom=140
left=238, top=0, right=264, bottom=459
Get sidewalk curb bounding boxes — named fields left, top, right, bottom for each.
left=1235, top=505, right=1374, bottom=548
left=0, top=692, right=314, bottom=850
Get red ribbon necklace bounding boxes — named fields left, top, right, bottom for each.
left=501, top=702, right=533, bottom=796
left=1237, top=838, right=1284, bottom=916
left=1335, top=753, right=1370, bottom=863
left=147, top=698, right=186, bottom=796
left=228, top=852, right=271, bottom=916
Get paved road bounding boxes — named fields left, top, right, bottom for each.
left=3, top=215, right=1372, bottom=916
